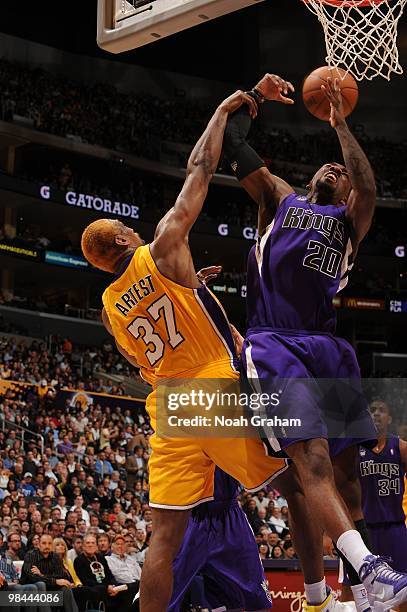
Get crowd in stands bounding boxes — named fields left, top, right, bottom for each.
left=0, top=326, right=405, bottom=609
left=0, top=332, right=310, bottom=611
left=1, top=58, right=407, bottom=199
left=0, top=335, right=150, bottom=611
left=0, top=335, right=143, bottom=391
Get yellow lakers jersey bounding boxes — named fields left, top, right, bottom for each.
left=102, top=245, right=238, bottom=386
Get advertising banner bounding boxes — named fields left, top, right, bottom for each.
left=343, top=297, right=386, bottom=310
left=45, top=251, right=88, bottom=269
left=53, top=387, right=146, bottom=416
left=265, top=567, right=341, bottom=612
left=0, top=242, right=40, bottom=261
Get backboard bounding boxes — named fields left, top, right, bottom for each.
left=97, top=0, right=266, bottom=53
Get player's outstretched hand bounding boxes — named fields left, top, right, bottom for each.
left=219, top=90, right=258, bottom=118
left=255, top=73, right=295, bottom=104
left=321, top=77, right=346, bottom=129
left=197, top=265, right=222, bottom=285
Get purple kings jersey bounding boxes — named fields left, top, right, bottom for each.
left=246, top=192, right=354, bottom=333
left=359, top=435, right=406, bottom=524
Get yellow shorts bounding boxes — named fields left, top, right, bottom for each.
left=146, top=367, right=289, bottom=509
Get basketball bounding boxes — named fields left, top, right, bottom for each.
left=302, top=66, right=359, bottom=121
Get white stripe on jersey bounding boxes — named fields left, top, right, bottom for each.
left=338, top=238, right=354, bottom=293
left=255, top=219, right=275, bottom=278
left=244, top=342, right=282, bottom=453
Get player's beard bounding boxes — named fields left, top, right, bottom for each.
left=315, top=177, right=337, bottom=200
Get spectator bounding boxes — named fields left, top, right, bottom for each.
left=26, top=535, right=40, bottom=552
left=134, top=527, right=148, bottom=565
left=20, top=520, right=31, bottom=547
left=82, top=476, right=97, bottom=506
left=271, top=545, right=285, bottom=559
left=21, top=534, right=78, bottom=612
left=254, top=490, right=269, bottom=512
left=89, top=498, right=102, bottom=518
left=105, top=533, right=140, bottom=595
left=284, top=543, right=297, bottom=559
left=97, top=533, right=111, bottom=557
left=70, top=496, right=89, bottom=527
left=266, top=532, right=281, bottom=554
left=63, top=525, right=76, bottom=550
left=268, top=507, right=288, bottom=536
left=244, top=499, right=259, bottom=530
left=53, top=538, right=81, bottom=586
left=0, top=552, right=46, bottom=604
left=251, top=507, right=270, bottom=534
left=5, top=531, right=23, bottom=561
left=67, top=535, right=83, bottom=564
left=58, top=435, right=73, bottom=456
left=95, top=452, right=113, bottom=478
left=125, top=448, right=146, bottom=488
left=76, top=519, right=87, bottom=536
left=73, top=533, right=126, bottom=611
left=21, top=473, right=36, bottom=496
left=62, top=339, right=73, bottom=355
left=23, top=452, right=38, bottom=478
left=55, top=495, right=68, bottom=519
left=258, top=543, right=270, bottom=560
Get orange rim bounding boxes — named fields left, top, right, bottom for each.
left=302, top=0, right=383, bottom=7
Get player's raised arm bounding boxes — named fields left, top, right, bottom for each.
left=223, top=73, right=295, bottom=233
left=322, top=77, right=376, bottom=246
left=154, top=90, right=258, bottom=245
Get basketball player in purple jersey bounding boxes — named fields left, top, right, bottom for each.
left=222, top=73, right=407, bottom=611
left=341, top=398, right=407, bottom=609
left=359, top=401, right=407, bottom=610
left=169, top=467, right=272, bottom=612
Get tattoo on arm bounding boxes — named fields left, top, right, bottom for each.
left=336, top=125, right=375, bottom=192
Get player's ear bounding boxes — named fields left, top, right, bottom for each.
left=115, top=235, right=131, bottom=246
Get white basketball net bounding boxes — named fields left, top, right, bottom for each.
left=302, top=0, right=407, bottom=81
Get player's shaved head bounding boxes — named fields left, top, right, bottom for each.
left=81, top=219, right=143, bottom=273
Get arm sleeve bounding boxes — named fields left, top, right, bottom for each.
left=223, top=106, right=266, bottom=181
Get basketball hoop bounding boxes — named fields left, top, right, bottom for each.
left=301, top=0, right=407, bottom=81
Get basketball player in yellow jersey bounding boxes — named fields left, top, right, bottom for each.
left=81, top=90, right=288, bottom=612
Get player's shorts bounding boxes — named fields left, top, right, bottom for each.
left=169, top=501, right=273, bottom=611
left=146, top=362, right=289, bottom=509
left=242, top=328, right=377, bottom=457
left=368, top=522, right=407, bottom=572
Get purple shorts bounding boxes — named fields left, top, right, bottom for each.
left=368, top=522, right=407, bottom=572
left=169, top=501, right=272, bottom=611
left=242, top=329, right=377, bottom=457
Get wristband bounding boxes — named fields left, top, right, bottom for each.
left=247, top=88, right=265, bottom=105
